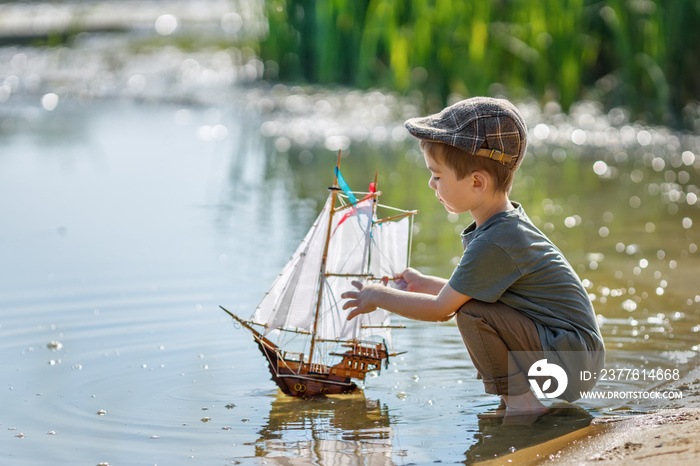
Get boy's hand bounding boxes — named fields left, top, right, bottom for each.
left=394, top=267, right=423, bottom=292
left=341, top=280, right=380, bottom=320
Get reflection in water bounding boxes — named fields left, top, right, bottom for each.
left=465, top=404, right=593, bottom=463
left=257, top=392, right=394, bottom=465
left=255, top=391, right=594, bottom=465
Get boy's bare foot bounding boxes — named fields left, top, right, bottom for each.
left=476, top=397, right=507, bottom=419
left=502, top=391, right=548, bottom=416
left=477, top=392, right=549, bottom=420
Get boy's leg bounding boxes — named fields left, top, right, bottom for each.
left=456, top=299, right=543, bottom=397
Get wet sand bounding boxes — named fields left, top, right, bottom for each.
left=480, top=366, right=700, bottom=465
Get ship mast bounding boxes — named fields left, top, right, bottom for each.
left=365, top=171, right=379, bottom=277
left=308, top=150, right=343, bottom=363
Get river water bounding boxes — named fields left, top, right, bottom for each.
left=2, top=3, right=700, bottom=465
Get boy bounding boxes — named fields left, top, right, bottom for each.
left=342, top=96, right=604, bottom=416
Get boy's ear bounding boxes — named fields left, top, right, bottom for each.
left=471, top=170, right=489, bottom=190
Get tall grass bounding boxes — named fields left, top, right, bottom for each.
left=260, top=0, right=699, bottom=125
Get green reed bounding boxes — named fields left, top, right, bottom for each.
left=259, top=0, right=699, bottom=126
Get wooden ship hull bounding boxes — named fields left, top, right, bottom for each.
left=223, top=306, right=389, bottom=397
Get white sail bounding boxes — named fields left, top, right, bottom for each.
left=251, top=196, right=332, bottom=335
left=316, top=197, right=374, bottom=342
left=251, top=188, right=412, bottom=350
left=317, top=200, right=412, bottom=345
left=369, top=216, right=410, bottom=281
left=362, top=215, right=411, bottom=343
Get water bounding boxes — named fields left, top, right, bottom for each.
left=2, top=96, right=698, bottom=465
left=2, top=4, right=700, bottom=463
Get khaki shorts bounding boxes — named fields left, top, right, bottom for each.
left=456, top=299, right=544, bottom=396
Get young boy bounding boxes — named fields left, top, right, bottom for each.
left=342, top=96, right=604, bottom=416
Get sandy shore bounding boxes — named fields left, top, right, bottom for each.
left=480, top=366, right=700, bottom=465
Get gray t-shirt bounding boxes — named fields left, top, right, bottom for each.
left=449, top=203, right=605, bottom=399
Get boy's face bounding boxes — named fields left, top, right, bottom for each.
left=423, top=151, right=478, bottom=214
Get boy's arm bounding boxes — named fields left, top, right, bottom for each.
left=341, top=280, right=470, bottom=322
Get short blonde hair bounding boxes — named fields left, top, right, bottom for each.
left=420, top=140, right=515, bottom=194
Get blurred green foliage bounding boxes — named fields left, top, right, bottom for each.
left=259, top=0, right=699, bottom=126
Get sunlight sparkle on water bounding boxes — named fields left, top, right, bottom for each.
left=593, top=160, right=608, bottom=176
left=221, top=12, right=243, bottom=34
left=571, top=128, right=586, bottom=145
left=41, top=92, right=58, bottom=111
left=47, top=340, right=62, bottom=351
left=155, top=14, right=179, bottom=36
left=681, top=151, right=696, bottom=165
left=622, top=299, right=638, bottom=312
left=197, top=124, right=228, bottom=141
left=637, top=130, right=652, bottom=146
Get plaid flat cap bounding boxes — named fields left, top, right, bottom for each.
left=404, top=96, right=528, bottom=171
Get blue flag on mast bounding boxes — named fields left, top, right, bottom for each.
left=334, top=167, right=358, bottom=205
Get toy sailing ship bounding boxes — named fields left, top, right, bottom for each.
left=221, top=152, right=417, bottom=397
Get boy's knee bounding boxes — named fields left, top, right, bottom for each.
left=455, top=300, right=490, bottom=338
left=457, top=299, right=489, bottom=319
